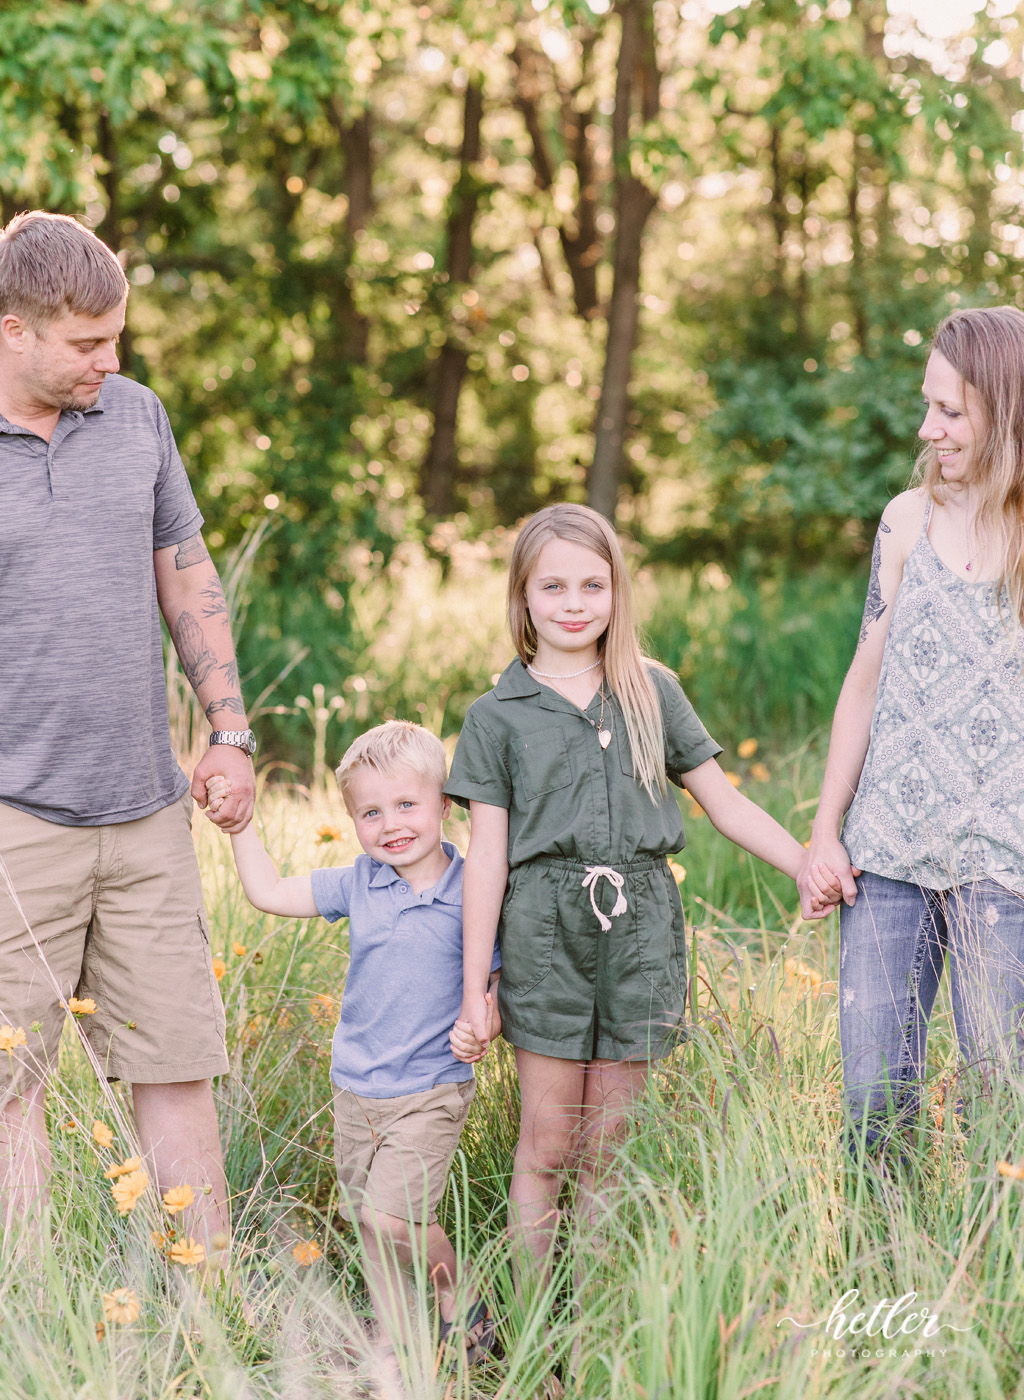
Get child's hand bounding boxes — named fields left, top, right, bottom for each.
left=451, top=1017, right=486, bottom=1063
left=205, top=776, right=232, bottom=819
left=800, top=862, right=842, bottom=919
left=455, top=991, right=491, bottom=1058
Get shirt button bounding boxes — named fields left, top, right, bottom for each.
left=399, top=883, right=408, bottom=893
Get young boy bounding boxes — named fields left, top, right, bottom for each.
left=210, top=721, right=499, bottom=1372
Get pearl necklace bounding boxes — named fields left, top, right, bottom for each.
left=526, top=658, right=602, bottom=680
left=527, top=661, right=612, bottom=748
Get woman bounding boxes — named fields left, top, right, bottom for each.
left=801, top=306, right=1024, bottom=1152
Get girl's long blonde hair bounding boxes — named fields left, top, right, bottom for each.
left=507, top=504, right=668, bottom=799
left=916, top=305, right=1024, bottom=626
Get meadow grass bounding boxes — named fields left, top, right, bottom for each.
left=4, top=769, right=1024, bottom=1400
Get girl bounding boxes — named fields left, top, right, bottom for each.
left=801, top=306, right=1024, bottom=1154
left=446, top=503, right=838, bottom=1273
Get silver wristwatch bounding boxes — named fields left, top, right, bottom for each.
left=208, top=729, right=257, bottom=757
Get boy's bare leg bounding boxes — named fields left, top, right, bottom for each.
left=132, top=1079, right=229, bottom=1259
left=360, top=1208, right=485, bottom=1349
left=509, top=1048, right=587, bottom=1283
left=0, top=1080, right=50, bottom=1236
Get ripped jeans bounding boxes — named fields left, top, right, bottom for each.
left=839, top=872, right=1024, bottom=1146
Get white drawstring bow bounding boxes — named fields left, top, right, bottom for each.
left=581, top=866, right=628, bottom=932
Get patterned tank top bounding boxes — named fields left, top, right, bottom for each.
left=842, top=505, right=1024, bottom=895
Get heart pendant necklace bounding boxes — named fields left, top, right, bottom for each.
left=590, top=686, right=612, bottom=749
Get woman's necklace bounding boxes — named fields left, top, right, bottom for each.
left=964, top=515, right=977, bottom=573
left=527, top=658, right=601, bottom=679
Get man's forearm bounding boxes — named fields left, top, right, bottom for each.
left=155, top=535, right=248, bottom=725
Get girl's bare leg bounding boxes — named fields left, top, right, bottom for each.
left=576, top=1057, right=650, bottom=1223
left=509, top=1048, right=586, bottom=1282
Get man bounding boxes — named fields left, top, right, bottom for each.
left=0, top=211, right=256, bottom=1252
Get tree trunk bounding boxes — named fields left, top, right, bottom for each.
left=420, top=81, right=484, bottom=518
left=96, top=109, right=137, bottom=377
left=588, top=0, right=659, bottom=523
left=326, top=106, right=374, bottom=365
left=513, top=40, right=603, bottom=320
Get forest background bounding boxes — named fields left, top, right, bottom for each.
left=2, top=0, right=1023, bottom=764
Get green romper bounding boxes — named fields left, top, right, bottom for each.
left=445, top=660, right=721, bottom=1062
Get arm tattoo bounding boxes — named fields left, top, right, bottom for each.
left=206, top=696, right=246, bottom=718
left=173, top=611, right=217, bottom=689
left=219, top=659, right=240, bottom=687
left=173, top=533, right=211, bottom=571
left=858, top=520, right=891, bottom=645
left=200, top=580, right=228, bottom=620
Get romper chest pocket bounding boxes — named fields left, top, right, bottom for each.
left=512, top=729, right=572, bottom=801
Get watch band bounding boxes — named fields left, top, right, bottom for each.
left=208, top=729, right=257, bottom=757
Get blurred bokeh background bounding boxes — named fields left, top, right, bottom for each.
left=5, top=0, right=1022, bottom=765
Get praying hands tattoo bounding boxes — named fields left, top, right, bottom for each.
left=858, top=519, right=891, bottom=645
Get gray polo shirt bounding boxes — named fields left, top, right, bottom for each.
left=0, top=373, right=202, bottom=825
left=311, top=844, right=501, bottom=1098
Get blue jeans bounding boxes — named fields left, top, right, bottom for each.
left=839, top=872, right=1024, bottom=1143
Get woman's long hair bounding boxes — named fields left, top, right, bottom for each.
left=916, top=305, right=1024, bottom=626
left=507, top=504, right=669, bottom=799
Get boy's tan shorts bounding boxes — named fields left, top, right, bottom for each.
left=0, top=792, right=229, bottom=1103
left=332, top=1078, right=475, bottom=1225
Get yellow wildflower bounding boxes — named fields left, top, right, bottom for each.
left=666, top=858, right=686, bottom=886
left=103, top=1155, right=143, bottom=1180
left=750, top=762, right=771, bottom=784
left=724, top=772, right=743, bottom=788
left=102, top=1288, right=141, bottom=1325
left=686, top=798, right=704, bottom=820
left=110, top=1169, right=149, bottom=1215
left=242, top=1015, right=265, bottom=1049
left=997, top=1160, right=1024, bottom=1181
left=0, top=1025, right=27, bottom=1054
left=95, top=1322, right=106, bottom=1341
left=150, top=1231, right=167, bottom=1250
left=784, top=958, right=823, bottom=993
left=232, top=941, right=247, bottom=957
left=162, top=1183, right=195, bottom=1216
left=737, top=738, right=758, bottom=759
left=68, top=996, right=96, bottom=1016
left=168, top=1237, right=206, bottom=1267
left=92, top=1120, right=114, bottom=1149
left=211, top=956, right=226, bottom=981
left=292, top=1239, right=322, bottom=1266
left=308, top=993, right=336, bottom=1023
left=316, top=824, right=343, bottom=844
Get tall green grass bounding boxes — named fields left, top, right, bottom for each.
left=5, top=775, right=1023, bottom=1399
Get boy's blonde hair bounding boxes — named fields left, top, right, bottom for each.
left=336, top=720, right=448, bottom=805
left=507, top=503, right=669, bottom=800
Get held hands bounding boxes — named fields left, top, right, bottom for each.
left=450, top=991, right=500, bottom=1064
left=193, top=746, right=255, bottom=833
left=797, top=835, right=860, bottom=917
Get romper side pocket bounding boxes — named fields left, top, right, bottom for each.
left=499, top=866, right=557, bottom=995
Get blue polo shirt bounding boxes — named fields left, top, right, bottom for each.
left=311, top=842, right=500, bottom=1098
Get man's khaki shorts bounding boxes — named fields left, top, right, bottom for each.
left=332, top=1078, right=476, bottom=1225
left=0, top=792, right=228, bottom=1102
